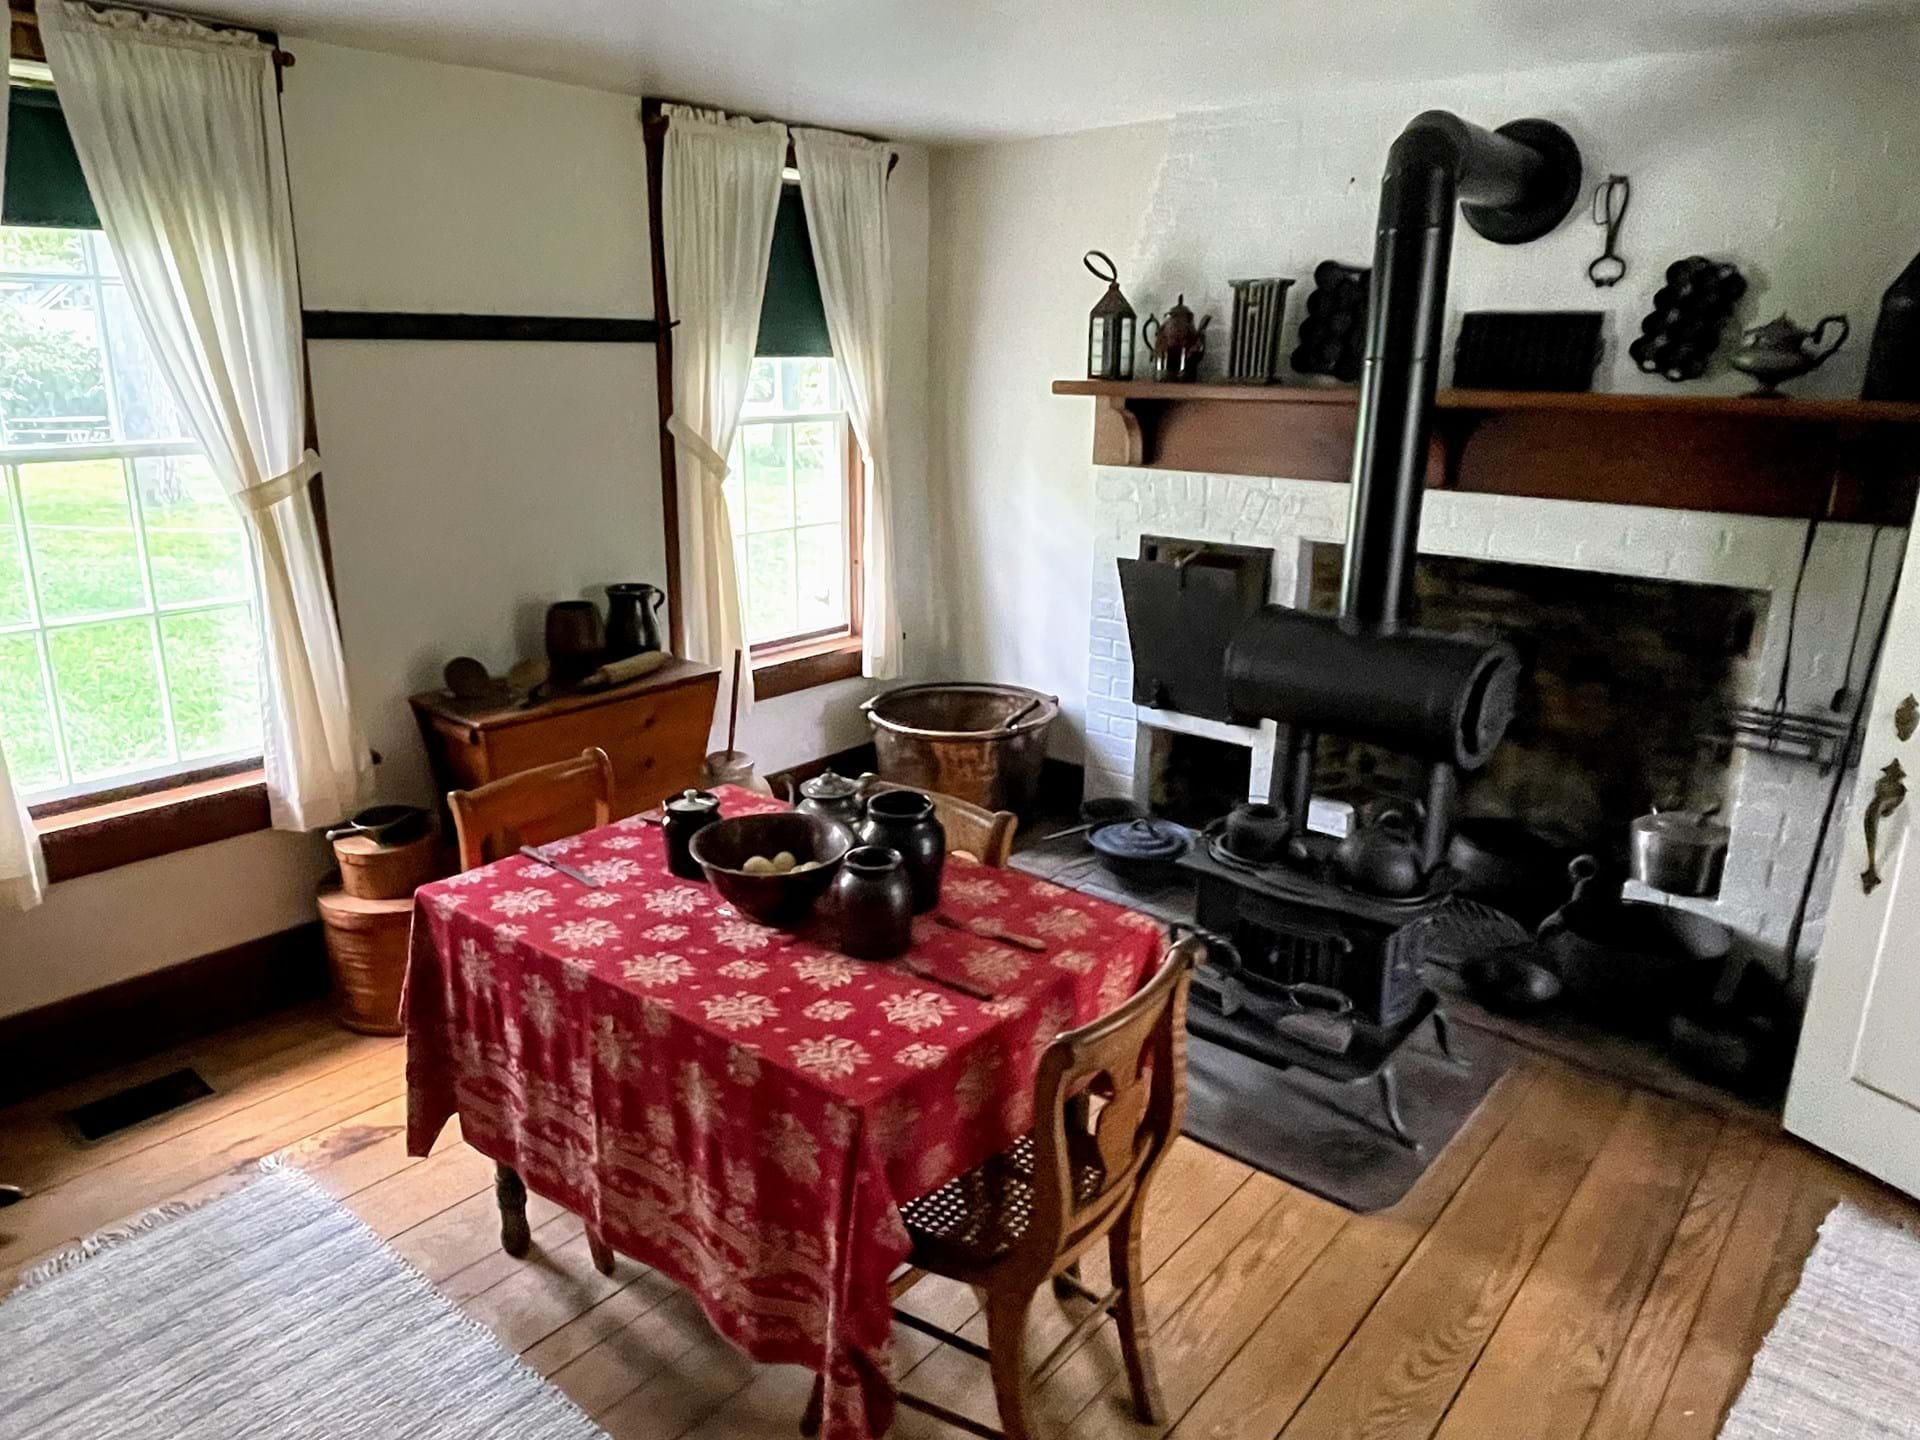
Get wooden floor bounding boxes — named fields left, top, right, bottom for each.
left=3, top=1004, right=1914, bottom=1440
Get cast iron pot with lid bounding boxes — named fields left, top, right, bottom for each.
left=1089, top=817, right=1191, bottom=880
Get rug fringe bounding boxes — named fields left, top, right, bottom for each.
left=10, top=1154, right=292, bottom=1296
left=12, top=1199, right=200, bottom=1293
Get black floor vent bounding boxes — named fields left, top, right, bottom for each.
left=63, top=1067, right=214, bottom=1142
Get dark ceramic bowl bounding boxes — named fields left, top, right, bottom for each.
left=690, top=813, right=852, bottom=926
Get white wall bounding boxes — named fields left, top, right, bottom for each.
left=926, top=121, right=1170, bottom=767
left=926, top=23, right=1920, bottom=764
left=0, top=41, right=932, bottom=1016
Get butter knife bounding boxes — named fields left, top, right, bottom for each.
left=519, top=845, right=602, bottom=888
left=899, top=961, right=995, bottom=1002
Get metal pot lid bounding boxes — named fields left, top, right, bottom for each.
left=667, top=788, right=719, bottom=813
left=1633, top=809, right=1729, bottom=843
left=1089, top=817, right=1189, bottom=860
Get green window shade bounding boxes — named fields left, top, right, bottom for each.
left=756, top=183, right=831, bottom=358
left=4, top=86, right=101, bottom=230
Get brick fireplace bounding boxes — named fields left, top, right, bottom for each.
left=1083, top=466, right=1904, bottom=962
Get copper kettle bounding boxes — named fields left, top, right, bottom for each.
left=1142, top=294, right=1212, bottom=382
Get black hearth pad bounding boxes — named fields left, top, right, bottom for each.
left=1182, top=1019, right=1518, bottom=1213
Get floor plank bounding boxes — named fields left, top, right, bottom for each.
left=1431, top=1091, right=1721, bottom=1440
left=1273, top=1063, right=1629, bottom=1440
left=7, top=1005, right=1917, bottom=1440
left=1579, top=1122, right=1767, bottom=1440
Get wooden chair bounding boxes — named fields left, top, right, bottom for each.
left=805, top=936, right=1202, bottom=1440
left=448, top=746, right=616, bottom=871
left=866, top=778, right=1018, bottom=868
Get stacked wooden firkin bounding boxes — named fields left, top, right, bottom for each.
left=317, top=828, right=439, bottom=1035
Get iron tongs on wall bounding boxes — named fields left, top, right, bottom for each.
left=1588, top=174, right=1630, bottom=288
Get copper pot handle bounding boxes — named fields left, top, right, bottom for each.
left=1861, top=757, right=1908, bottom=895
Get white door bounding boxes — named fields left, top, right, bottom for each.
left=1786, top=524, right=1920, bottom=1198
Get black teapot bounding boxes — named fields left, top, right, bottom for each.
left=1333, top=806, right=1426, bottom=898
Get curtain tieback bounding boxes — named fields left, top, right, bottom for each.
left=667, top=416, right=730, bottom=489
left=235, top=449, right=323, bottom=515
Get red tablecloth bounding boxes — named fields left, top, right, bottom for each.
left=404, top=786, right=1162, bottom=1439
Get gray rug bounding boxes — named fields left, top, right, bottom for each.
left=1722, top=1202, right=1920, bottom=1439
left=1183, top=1020, right=1519, bottom=1213
left=0, top=1166, right=605, bottom=1439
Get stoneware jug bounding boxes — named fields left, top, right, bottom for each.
left=831, top=845, right=915, bottom=960
left=857, top=789, right=945, bottom=912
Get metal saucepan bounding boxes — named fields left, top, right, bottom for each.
left=1629, top=806, right=1729, bottom=898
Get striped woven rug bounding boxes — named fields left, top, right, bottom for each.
left=0, top=1165, right=606, bottom=1439
left=1721, top=1201, right=1920, bottom=1439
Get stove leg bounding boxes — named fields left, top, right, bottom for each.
left=1432, top=1008, right=1468, bottom=1071
left=1376, top=1066, right=1420, bottom=1151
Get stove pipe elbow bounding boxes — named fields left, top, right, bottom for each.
left=1341, top=111, right=1583, bottom=631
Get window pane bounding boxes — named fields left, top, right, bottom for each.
left=0, top=228, right=86, bottom=275
left=161, top=605, right=260, bottom=758
left=0, top=490, right=30, bottom=627
left=46, top=616, right=169, bottom=780
left=743, top=531, right=797, bottom=644
left=741, top=423, right=792, bottom=533
left=0, top=276, right=109, bottom=446
left=783, top=358, right=834, bottom=412
left=795, top=523, right=846, bottom=633
left=739, top=358, right=779, bottom=417
left=20, top=459, right=145, bottom=619
left=101, top=283, right=191, bottom=442
left=0, top=633, right=61, bottom=792
left=792, top=421, right=841, bottom=526
left=137, top=455, right=248, bottom=607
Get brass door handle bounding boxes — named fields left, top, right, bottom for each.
left=1862, top=758, right=1908, bottom=895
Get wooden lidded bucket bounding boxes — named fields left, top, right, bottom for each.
left=331, top=830, right=437, bottom=901
left=316, top=885, right=411, bottom=1035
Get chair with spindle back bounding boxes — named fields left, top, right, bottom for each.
left=447, top=746, right=616, bottom=871
left=447, top=745, right=618, bottom=1272
left=865, top=779, right=1018, bottom=868
left=803, top=936, right=1201, bottom=1440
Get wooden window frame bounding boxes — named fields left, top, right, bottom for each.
left=641, top=98, right=889, bottom=699
left=7, top=19, right=315, bottom=881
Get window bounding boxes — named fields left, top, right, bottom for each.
left=724, top=356, right=854, bottom=650
left=0, top=224, right=262, bottom=803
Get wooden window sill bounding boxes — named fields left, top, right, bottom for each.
left=753, top=635, right=864, bottom=700
left=32, top=768, right=272, bottom=883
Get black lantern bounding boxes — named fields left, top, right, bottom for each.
left=1085, top=250, right=1136, bottom=381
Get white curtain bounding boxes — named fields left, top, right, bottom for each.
left=793, top=129, right=901, bottom=679
left=0, top=78, right=48, bottom=911
left=41, top=1, right=368, bottom=831
left=661, top=104, right=788, bottom=723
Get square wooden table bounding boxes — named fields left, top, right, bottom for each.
left=404, top=786, right=1163, bottom=1438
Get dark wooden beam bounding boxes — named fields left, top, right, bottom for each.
left=301, top=311, right=663, bottom=343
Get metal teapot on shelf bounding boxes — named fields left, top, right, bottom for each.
left=1729, top=313, right=1849, bottom=396
left=1141, top=294, right=1212, bottom=382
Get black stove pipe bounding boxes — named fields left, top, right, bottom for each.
left=1223, top=112, right=1581, bottom=774
left=1343, top=112, right=1570, bottom=629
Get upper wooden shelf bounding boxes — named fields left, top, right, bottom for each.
left=1052, top=379, right=1920, bottom=525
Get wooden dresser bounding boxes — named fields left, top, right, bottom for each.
left=410, top=660, right=719, bottom=820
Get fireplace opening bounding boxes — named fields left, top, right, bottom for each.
left=1305, top=546, right=1765, bottom=857
left=1144, top=727, right=1252, bottom=827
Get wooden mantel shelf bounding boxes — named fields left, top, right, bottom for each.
left=1052, top=379, right=1920, bottom=525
